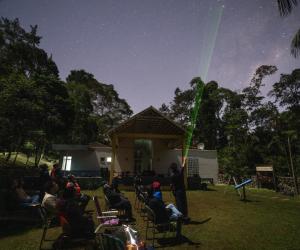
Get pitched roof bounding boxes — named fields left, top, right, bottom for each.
left=107, top=106, right=187, bottom=148
left=88, top=142, right=110, bottom=148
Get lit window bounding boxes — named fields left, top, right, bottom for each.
left=107, top=157, right=112, bottom=163
left=62, top=156, right=72, bottom=171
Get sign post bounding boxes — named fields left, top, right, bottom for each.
left=256, top=165, right=276, bottom=192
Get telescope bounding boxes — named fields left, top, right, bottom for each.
left=235, top=179, right=252, bottom=203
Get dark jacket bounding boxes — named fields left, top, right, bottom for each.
left=55, top=197, right=94, bottom=237
left=104, top=189, right=129, bottom=208
left=39, top=166, right=51, bottom=187
left=145, top=197, right=169, bottom=224
left=111, top=179, right=120, bottom=193
left=171, top=167, right=185, bottom=193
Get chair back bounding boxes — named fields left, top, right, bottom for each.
left=104, top=196, right=110, bottom=210
left=139, top=194, right=145, bottom=203
left=145, top=205, right=155, bottom=222
left=98, top=232, right=125, bottom=250
left=60, top=216, right=70, bottom=236
left=93, top=196, right=104, bottom=224
left=41, top=206, right=49, bottom=221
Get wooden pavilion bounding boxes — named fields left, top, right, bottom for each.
left=107, top=106, right=188, bottom=186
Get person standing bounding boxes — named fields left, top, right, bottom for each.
left=170, top=158, right=188, bottom=216
left=51, top=163, right=58, bottom=180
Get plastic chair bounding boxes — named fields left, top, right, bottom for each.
left=39, top=207, right=60, bottom=250
left=93, top=196, right=119, bottom=233
left=98, top=232, right=125, bottom=250
left=145, top=205, right=175, bottom=247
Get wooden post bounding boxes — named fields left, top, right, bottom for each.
left=110, top=133, right=117, bottom=184
left=182, top=136, right=187, bottom=189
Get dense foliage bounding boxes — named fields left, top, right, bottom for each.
left=160, top=65, right=300, bottom=179
left=0, top=18, right=133, bottom=166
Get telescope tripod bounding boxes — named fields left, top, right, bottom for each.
left=224, top=175, right=241, bottom=197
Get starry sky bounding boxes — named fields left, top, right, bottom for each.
left=1, top=0, right=299, bottom=114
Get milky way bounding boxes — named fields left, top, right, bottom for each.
left=1, top=0, right=299, bottom=113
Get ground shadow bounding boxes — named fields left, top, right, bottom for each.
left=188, top=217, right=211, bottom=225
left=156, top=235, right=201, bottom=248
left=205, top=188, right=218, bottom=192
left=239, top=199, right=261, bottom=203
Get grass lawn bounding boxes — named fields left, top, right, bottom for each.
left=1, top=186, right=300, bottom=250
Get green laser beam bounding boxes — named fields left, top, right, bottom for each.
left=185, top=2, right=223, bottom=157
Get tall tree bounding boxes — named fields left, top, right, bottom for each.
left=0, top=17, right=59, bottom=78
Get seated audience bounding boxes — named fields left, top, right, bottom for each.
left=145, top=184, right=190, bottom=240
left=4, top=179, right=43, bottom=226
left=54, top=167, right=65, bottom=190
left=135, top=179, right=146, bottom=197
left=66, top=175, right=90, bottom=213
left=16, top=178, right=40, bottom=204
left=39, top=164, right=51, bottom=202
left=42, top=180, right=60, bottom=223
left=55, top=186, right=95, bottom=239
left=111, top=175, right=123, bottom=195
left=103, top=184, right=136, bottom=223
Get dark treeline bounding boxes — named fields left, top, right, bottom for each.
left=1, top=17, right=300, bottom=185
left=159, top=65, right=300, bottom=181
left=0, top=18, right=133, bottom=166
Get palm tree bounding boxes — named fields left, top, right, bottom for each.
left=277, top=0, right=300, bottom=58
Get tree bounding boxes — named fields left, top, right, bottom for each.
left=268, top=68, right=300, bottom=110
left=0, top=17, right=59, bottom=78
left=276, top=0, right=300, bottom=58
left=243, top=65, right=277, bottom=111
left=66, top=70, right=133, bottom=144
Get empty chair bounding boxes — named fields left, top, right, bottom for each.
left=93, top=196, right=119, bottom=233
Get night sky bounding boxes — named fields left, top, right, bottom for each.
left=1, top=0, right=299, bottom=114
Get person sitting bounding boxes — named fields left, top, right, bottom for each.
left=145, top=184, right=190, bottom=241
left=4, top=179, right=43, bottom=226
left=135, top=179, right=146, bottom=197
left=15, top=178, right=40, bottom=205
left=39, top=164, right=52, bottom=202
left=55, top=186, right=95, bottom=239
left=153, top=181, right=166, bottom=206
left=103, top=183, right=136, bottom=223
left=42, top=180, right=60, bottom=224
left=111, top=175, right=122, bottom=194
left=66, top=175, right=90, bottom=213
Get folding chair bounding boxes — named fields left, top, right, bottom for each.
left=104, top=196, right=125, bottom=216
left=145, top=205, right=175, bottom=247
left=98, top=232, right=125, bottom=250
left=93, top=196, right=119, bottom=233
left=138, top=194, right=147, bottom=220
left=39, top=207, right=60, bottom=250
left=58, top=216, right=96, bottom=250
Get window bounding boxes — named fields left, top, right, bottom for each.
left=100, top=157, right=106, bottom=166
left=107, top=157, right=111, bottom=164
left=62, top=156, right=72, bottom=171
left=187, top=157, right=199, bottom=177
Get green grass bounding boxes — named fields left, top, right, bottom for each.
left=0, top=152, right=55, bottom=168
left=1, top=186, right=300, bottom=250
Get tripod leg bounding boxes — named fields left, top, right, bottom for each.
left=233, top=177, right=242, bottom=197
left=224, top=176, right=231, bottom=195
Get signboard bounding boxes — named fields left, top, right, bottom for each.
left=256, top=166, right=273, bottom=171
left=255, top=164, right=277, bottom=191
